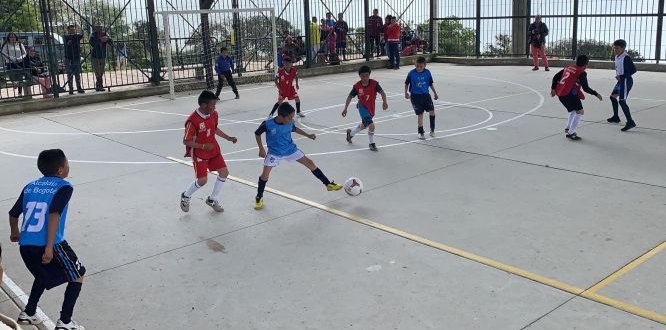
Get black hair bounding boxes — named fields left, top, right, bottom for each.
left=358, top=65, right=371, bottom=75
left=198, top=90, right=217, bottom=105
left=416, top=56, right=426, bottom=64
left=613, top=39, right=627, bottom=49
left=576, top=54, right=590, bottom=67
left=283, top=57, right=293, bottom=63
left=67, top=24, right=76, bottom=29
left=37, top=149, right=67, bottom=177
left=312, top=16, right=317, bottom=21
left=220, top=46, right=228, bottom=52
left=277, top=102, right=296, bottom=117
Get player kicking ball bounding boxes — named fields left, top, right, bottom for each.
left=254, top=103, right=342, bottom=210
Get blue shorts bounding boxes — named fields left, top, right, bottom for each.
left=358, top=103, right=374, bottom=127
left=612, top=78, right=633, bottom=100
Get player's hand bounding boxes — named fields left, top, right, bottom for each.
left=550, top=89, right=556, bottom=97
left=296, top=84, right=300, bottom=90
left=258, top=149, right=267, bottom=158
left=10, top=232, right=19, bottom=242
left=405, top=92, right=410, bottom=99
left=382, top=102, right=388, bottom=110
left=433, top=93, right=439, bottom=100
left=596, top=94, right=603, bottom=101
left=576, top=109, right=585, bottom=115
left=228, top=136, right=238, bottom=144
left=308, top=133, right=316, bottom=140
left=202, top=143, right=213, bottom=151
left=342, top=109, right=347, bottom=117
left=42, top=247, right=53, bottom=264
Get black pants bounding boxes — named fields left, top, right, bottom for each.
left=215, top=71, right=238, bottom=97
left=369, top=36, right=381, bottom=57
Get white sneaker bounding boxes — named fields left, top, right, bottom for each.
left=429, top=131, right=435, bottom=138
left=55, top=319, right=85, bottom=330
left=180, top=192, right=190, bottom=212
left=297, top=112, right=305, bottom=118
left=418, top=133, right=426, bottom=140
left=206, top=197, right=224, bottom=212
left=17, top=311, right=42, bottom=325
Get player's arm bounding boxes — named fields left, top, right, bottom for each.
left=404, top=76, right=411, bottom=99
left=183, top=122, right=213, bottom=151
left=8, top=191, right=23, bottom=242
left=255, top=122, right=267, bottom=157
left=274, top=74, right=279, bottom=87
left=580, top=73, right=602, bottom=101
left=429, top=76, right=439, bottom=100
left=43, top=186, right=72, bottom=264
left=293, top=126, right=316, bottom=140
left=342, top=94, right=353, bottom=117
left=377, top=83, right=388, bottom=110
left=295, top=73, right=299, bottom=90
left=215, top=128, right=237, bottom=143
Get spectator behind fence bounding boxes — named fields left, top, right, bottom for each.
left=309, top=17, right=320, bottom=61
left=334, top=13, right=349, bottom=61
left=529, top=15, right=549, bottom=71
left=386, top=16, right=402, bottom=70
left=90, top=23, right=113, bottom=91
left=368, top=9, right=383, bottom=58
left=64, top=25, right=85, bottom=94
left=381, top=15, right=392, bottom=57
left=116, top=42, right=128, bottom=70
left=1, top=32, right=27, bottom=97
left=23, top=47, right=52, bottom=98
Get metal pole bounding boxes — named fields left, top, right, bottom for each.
left=232, top=0, right=243, bottom=76
left=304, top=0, right=312, bottom=68
left=200, top=0, right=214, bottom=89
left=39, top=0, right=60, bottom=97
left=525, top=0, right=531, bottom=57
left=364, top=0, right=370, bottom=60
left=162, top=14, right=175, bottom=100
left=428, top=0, right=434, bottom=53
left=571, top=0, right=579, bottom=59
left=475, top=0, right=481, bottom=58
left=655, top=0, right=664, bottom=63
left=432, top=0, right=438, bottom=53
left=146, top=0, right=161, bottom=85
left=271, top=9, right=278, bottom=77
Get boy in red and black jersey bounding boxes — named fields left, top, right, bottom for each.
left=342, top=66, right=388, bottom=151
left=268, top=58, right=304, bottom=118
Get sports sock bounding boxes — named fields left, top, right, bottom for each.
left=566, top=111, right=576, bottom=131
left=368, top=132, right=375, bottom=144
left=350, top=125, right=363, bottom=137
left=570, top=113, right=582, bottom=134
left=256, top=177, right=267, bottom=200
left=25, top=279, right=46, bottom=316
left=429, top=115, right=436, bottom=132
left=269, top=102, right=280, bottom=116
left=610, top=97, right=619, bottom=117
left=296, top=102, right=301, bottom=113
left=418, top=126, right=425, bottom=134
left=184, top=180, right=201, bottom=198
left=619, top=100, right=633, bottom=123
left=59, top=282, right=82, bottom=324
left=311, top=168, right=331, bottom=185
left=210, top=176, right=226, bottom=202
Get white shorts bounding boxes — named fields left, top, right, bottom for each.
left=263, top=150, right=305, bottom=167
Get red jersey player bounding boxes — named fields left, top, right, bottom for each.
left=342, top=65, right=388, bottom=151
left=268, top=57, right=304, bottom=118
left=180, top=90, right=238, bottom=212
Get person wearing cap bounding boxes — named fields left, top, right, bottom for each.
left=89, top=24, right=113, bottom=91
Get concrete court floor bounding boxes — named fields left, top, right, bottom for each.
left=0, top=63, right=664, bottom=329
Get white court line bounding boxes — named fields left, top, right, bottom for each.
left=2, top=275, right=54, bottom=330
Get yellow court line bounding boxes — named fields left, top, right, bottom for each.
left=586, top=241, right=666, bottom=294
left=167, top=156, right=666, bottom=325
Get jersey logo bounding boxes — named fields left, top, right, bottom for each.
left=199, top=122, right=206, bottom=132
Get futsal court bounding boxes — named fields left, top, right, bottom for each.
left=0, top=63, right=664, bottom=329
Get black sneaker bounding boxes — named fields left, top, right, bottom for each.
left=369, top=143, right=378, bottom=151
left=346, top=129, right=352, bottom=143
left=545, top=67, right=550, bottom=71
left=68, top=91, right=74, bottom=95
left=532, top=66, right=539, bottom=71
left=607, top=116, right=621, bottom=123
left=566, top=133, right=581, bottom=141
left=77, top=89, right=85, bottom=94
left=621, top=121, right=636, bottom=132
left=565, top=128, right=569, bottom=134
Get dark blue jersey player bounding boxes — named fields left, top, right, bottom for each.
left=405, top=56, right=439, bottom=140
left=607, top=39, right=638, bottom=131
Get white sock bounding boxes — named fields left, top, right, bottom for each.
left=368, top=132, right=375, bottom=144
left=210, top=176, right=226, bottom=202
left=350, top=125, right=363, bottom=137
left=184, top=180, right=201, bottom=198
left=570, top=114, right=582, bottom=134
left=566, top=112, right=576, bottom=131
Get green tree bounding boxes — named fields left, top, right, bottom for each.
left=550, top=39, right=644, bottom=62
left=433, top=17, right=475, bottom=56
left=0, top=0, right=41, bottom=32
left=484, top=34, right=512, bottom=57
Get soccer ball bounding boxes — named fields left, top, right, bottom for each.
left=344, top=177, right=363, bottom=196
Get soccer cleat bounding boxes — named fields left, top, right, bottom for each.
left=17, top=311, right=42, bottom=325
left=545, top=67, right=550, bottom=71
left=254, top=197, right=264, bottom=210
left=430, top=131, right=436, bottom=138
left=180, top=192, right=190, bottom=212
left=621, top=121, right=636, bottom=131
left=346, top=129, right=353, bottom=143
left=234, top=94, right=240, bottom=99
left=418, top=133, right=426, bottom=140
left=566, top=133, right=582, bottom=141
left=607, top=116, right=621, bottom=123
left=205, top=197, right=224, bottom=212
left=55, top=319, right=85, bottom=330
left=297, top=112, right=305, bottom=118
left=532, top=66, right=539, bottom=71
left=326, top=182, right=343, bottom=191
left=369, top=143, right=378, bottom=151
left=565, top=128, right=569, bottom=133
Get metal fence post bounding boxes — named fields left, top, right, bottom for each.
left=525, top=0, right=531, bottom=57
left=364, top=0, right=370, bottom=60
left=429, top=0, right=434, bottom=53
left=571, top=0, right=579, bottom=59
left=304, top=0, right=312, bottom=68
left=146, top=0, right=161, bottom=85
left=39, top=0, right=60, bottom=97
left=200, top=0, right=214, bottom=89
left=475, top=0, right=481, bottom=58
left=656, top=0, right=664, bottom=63
left=232, top=0, right=243, bottom=76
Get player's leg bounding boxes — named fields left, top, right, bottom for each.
left=17, top=246, right=46, bottom=325
left=295, top=96, right=304, bottom=117
left=181, top=160, right=209, bottom=212
left=255, top=165, right=273, bottom=209
left=428, top=110, right=436, bottom=137
left=269, top=97, right=283, bottom=117
left=54, top=242, right=86, bottom=329
left=296, top=155, right=342, bottom=190
left=215, top=74, right=224, bottom=98
left=225, top=71, right=239, bottom=98
left=609, top=94, right=621, bottom=123
left=347, top=120, right=367, bottom=143
left=619, top=79, right=636, bottom=131
left=417, top=113, right=425, bottom=139
left=567, top=108, right=584, bottom=140
left=367, top=119, right=377, bottom=151
left=206, top=156, right=228, bottom=212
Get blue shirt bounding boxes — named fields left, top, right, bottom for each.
left=18, top=177, right=71, bottom=246
left=405, top=68, right=434, bottom=95
left=257, top=118, right=298, bottom=156
left=215, top=55, right=234, bottom=74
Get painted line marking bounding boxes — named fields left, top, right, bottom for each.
left=2, top=275, right=54, bottom=330
left=586, top=241, right=666, bottom=294
left=167, top=155, right=666, bottom=325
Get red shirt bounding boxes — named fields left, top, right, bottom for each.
left=351, top=79, right=382, bottom=116
left=387, top=23, right=401, bottom=41
left=276, top=67, right=297, bottom=94
left=555, top=65, right=586, bottom=100
left=184, top=109, right=220, bottom=159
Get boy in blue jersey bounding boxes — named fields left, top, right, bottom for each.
left=607, top=39, right=637, bottom=131
left=253, top=103, right=342, bottom=209
left=405, top=56, right=439, bottom=139
left=8, top=149, right=86, bottom=330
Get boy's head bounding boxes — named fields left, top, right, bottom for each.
left=197, top=90, right=217, bottom=113
left=415, top=56, right=427, bottom=71
left=326, top=12, right=332, bottom=19
left=575, top=54, right=590, bottom=67
left=220, top=46, right=228, bottom=55
left=338, top=13, right=344, bottom=20
left=613, top=39, right=627, bottom=55
left=67, top=25, right=76, bottom=34
left=312, top=16, right=317, bottom=23
left=358, top=65, right=371, bottom=83
left=283, top=57, right=293, bottom=69
left=277, top=102, right=296, bottom=121
left=373, top=9, right=379, bottom=16
left=38, top=149, right=69, bottom=178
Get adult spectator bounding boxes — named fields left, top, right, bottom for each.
left=368, top=9, right=383, bottom=58
left=386, top=16, right=402, bottom=69
left=1, top=33, right=27, bottom=97
left=23, top=47, right=52, bottom=98
left=334, top=13, right=349, bottom=61
left=63, top=24, right=85, bottom=94
left=309, top=16, right=320, bottom=61
left=89, top=23, right=113, bottom=91
left=528, top=15, right=549, bottom=71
